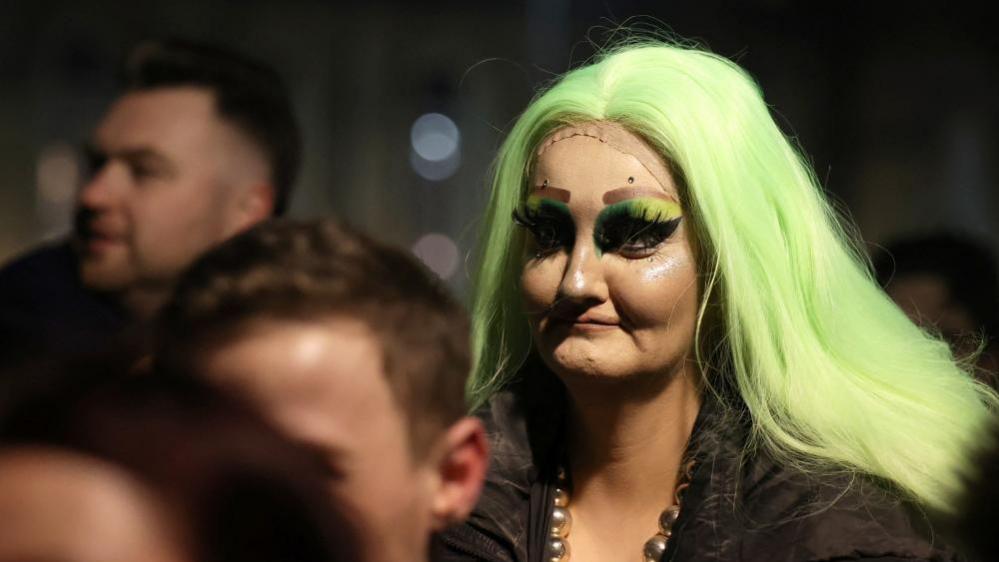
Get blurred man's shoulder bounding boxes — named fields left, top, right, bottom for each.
left=0, top=241, right=130, bottom=368
left=0, top=241, right=78, bottom=293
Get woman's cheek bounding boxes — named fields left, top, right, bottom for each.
left=640, top=253, right=686, bottom=283
left=519, top=260, right=562, bottom=315
left=610, top=253, right=698, bottom=328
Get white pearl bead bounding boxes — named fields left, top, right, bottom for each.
left=658, top=505, right=680, bottom=533
left=550, top=463, right=693, bottom=562
left=553, top=487, right=569, bottom=507
left=642, top=533, right=669, bottom=562
left=550, top=506, right=572, bottom=537
left=548, top=537, right=570, bottom=562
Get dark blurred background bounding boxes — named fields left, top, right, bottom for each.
left=2, top=0, right=997, bottom=297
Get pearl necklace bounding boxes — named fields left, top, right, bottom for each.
left=546, top=459, right=695, bottom=562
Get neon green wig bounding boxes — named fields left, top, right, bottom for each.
left=468, top=41, right=996, bottom=512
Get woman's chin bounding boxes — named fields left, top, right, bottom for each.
left=541, top=344, right=637, bottom=381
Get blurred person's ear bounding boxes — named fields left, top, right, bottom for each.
left=225, top=182, right=274, bottom=237
left=427, top=417, right=488, bottom=531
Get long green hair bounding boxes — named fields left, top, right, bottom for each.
left=468, top=40, right=996, bottom=512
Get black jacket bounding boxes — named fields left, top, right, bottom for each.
left=0, top=242, right=129, bottom=370
left=433, top=372, right=961, bottom=562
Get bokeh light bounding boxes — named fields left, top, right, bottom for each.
left=411, top=233, right=460, bottom=280
left=36, top=143, right=79, bottom=206
left=410, top=112, right=461, bottom=181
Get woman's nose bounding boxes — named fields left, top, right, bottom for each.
left=557, top=241, right=609, bottom=305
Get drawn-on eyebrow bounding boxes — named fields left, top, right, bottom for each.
left=528, top=186, right=571, bottom=203
left=602, top=187, right=678, bottom=206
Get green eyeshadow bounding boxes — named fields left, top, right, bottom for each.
left=594, top=198, right=683, bottom=256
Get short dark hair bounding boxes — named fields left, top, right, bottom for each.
left=121, top=39, right=300, bottom=215
left=873, top=232, right=999, bottom=337
left=157, top=219, right=470, bottom=456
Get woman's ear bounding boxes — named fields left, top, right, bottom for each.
left=427, top=417, right=489, bottom=531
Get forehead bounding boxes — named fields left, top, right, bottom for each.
left=530, top=130, right=678, bottom=200
left=202, top=319, right=409, bottom=458
left=94, top=86, right=221, bottom=150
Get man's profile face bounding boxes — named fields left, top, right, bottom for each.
left=75, top=87, right=267, bottom=294
left=200, top=318, right=437, bottom=562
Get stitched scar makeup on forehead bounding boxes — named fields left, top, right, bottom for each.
left=536, top=121, right=674, bottom=191
left=517, top=122, right=683, bottom=257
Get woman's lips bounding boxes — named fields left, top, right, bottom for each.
left=548, top=315, right=620, bottom=331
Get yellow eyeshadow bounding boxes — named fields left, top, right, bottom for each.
left=618, top=198, right=682, bottom=222
left=526, top=194, right=544, bottom=212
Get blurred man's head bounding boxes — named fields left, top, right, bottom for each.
left=0, top=361, right=361, bottom=562
left=874, top=232, right=999, bottom=372
left=75, top=40, right=300, bottom=316
left=158, top=219, right=487, bottom=562
left=0, top=448, right=183, bottom=562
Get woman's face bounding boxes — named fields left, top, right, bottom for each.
left=519, top=125, right=700, bottom=381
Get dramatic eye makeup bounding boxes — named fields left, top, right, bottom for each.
left=512, top=184, right=682, bottom=259
left=594, top=197, right=682, bottom=257
left=513, top=193, right=575, bottom=256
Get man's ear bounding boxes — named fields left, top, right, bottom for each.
left=227, top=183, right=275, bottom=236
left=428, top=417, right=489, bottom=532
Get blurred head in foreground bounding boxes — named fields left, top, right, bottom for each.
left=0, top=448, right=182, bottom=562
left=0, top=361, right=359, bottom=562
left=158, top=219, right=488, bottom=562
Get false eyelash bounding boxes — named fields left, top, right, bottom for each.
left=511, top=203, right=572, bottom=231
left=512, top=204, right=575, bottom=256
left=511, top=207, right=537, bottom=228
left=596, top=215, right=682, bottom=254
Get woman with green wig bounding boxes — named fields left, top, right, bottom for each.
left=433, top=41, right=993, bottom=562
